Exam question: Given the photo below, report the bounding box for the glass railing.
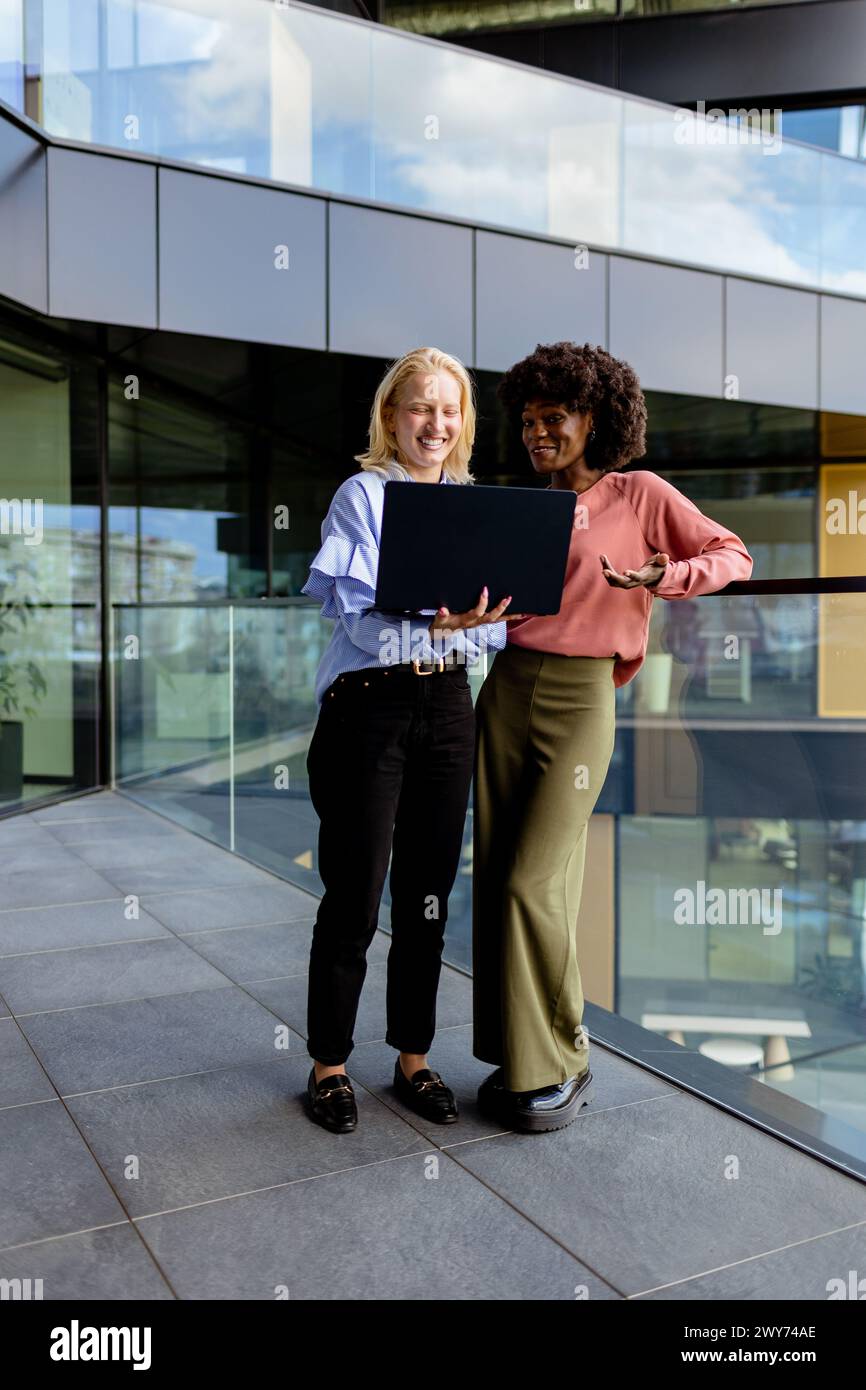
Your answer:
[611,581,866,1154]
[0,600,101,814]
[113,582,866,1170]
[1,0,865,294]
[112,596,490,914]
[112,600,330,895]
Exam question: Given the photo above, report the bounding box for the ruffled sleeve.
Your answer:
[301,533,380,618]
[300,477,446,662]
[301,474,507,668]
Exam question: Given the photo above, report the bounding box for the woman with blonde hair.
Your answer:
[300,346,518,1133]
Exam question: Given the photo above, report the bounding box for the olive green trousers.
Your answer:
[472,645,617,1092]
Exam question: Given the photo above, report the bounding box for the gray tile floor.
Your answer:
[2,790,866,1300]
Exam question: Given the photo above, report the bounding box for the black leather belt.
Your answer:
[388,655,463,675]
[331,659,464,693]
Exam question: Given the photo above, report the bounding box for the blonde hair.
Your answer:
[355,346,476,484]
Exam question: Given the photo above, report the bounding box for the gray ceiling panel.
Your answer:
[329,202,473,363]
[0,119,47,313]
[819,295,866,416]
[46,147,157,328]
[725,278,818,410]
[475,230,606,372]
[158,169,326,348]
[609,257,724,398]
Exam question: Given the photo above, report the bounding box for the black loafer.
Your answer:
[511,1069,594,1133]
[393,1060,458,1124]
[306,1068,357,1133]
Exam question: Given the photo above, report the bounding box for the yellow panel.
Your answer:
[818,464,866,717]
[820,413,866,460]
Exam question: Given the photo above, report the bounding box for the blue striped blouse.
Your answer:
[301,467,507,704]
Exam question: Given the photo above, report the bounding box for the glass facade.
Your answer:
[113,599,329,891]
[0,299,397,811]
[615,586,866,1139]
[0,318,102,809]
[2,0,865,293]
[3,268,866,1163]
[781,104,866,163]
[111,582,866,1144]
[112,581,866,1143]
[2,0,866,1177]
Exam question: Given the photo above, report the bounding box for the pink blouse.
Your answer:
[506,469,753,686]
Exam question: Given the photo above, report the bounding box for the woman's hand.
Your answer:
[600,552,669,589]
[428,586,528,635]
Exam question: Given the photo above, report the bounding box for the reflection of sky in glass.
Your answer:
[43,503,99,529]
[783,107,842,155]
[0,0,22,108]
[110,504,234,580]
[622,106,823,286]
[13,0,866,294]
[42,0,99,75]
[782,105,866,162]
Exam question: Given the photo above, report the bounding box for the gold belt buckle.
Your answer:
[411,655,445,676]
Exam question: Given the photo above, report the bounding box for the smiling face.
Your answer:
[522,398,595,478]
[385,369,463,481]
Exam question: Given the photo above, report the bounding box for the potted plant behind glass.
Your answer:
[634,596,674,715]
[0,581,48,802]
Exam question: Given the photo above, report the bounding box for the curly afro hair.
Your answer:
[497,342,647,473]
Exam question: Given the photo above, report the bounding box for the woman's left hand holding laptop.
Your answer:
[427,585,529,636]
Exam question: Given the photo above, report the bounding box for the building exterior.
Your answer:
[1,0,865,1170]
[383,0,866,164]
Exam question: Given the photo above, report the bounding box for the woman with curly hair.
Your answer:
[473,341,753,1133]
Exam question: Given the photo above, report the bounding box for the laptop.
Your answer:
[374,481,576,617]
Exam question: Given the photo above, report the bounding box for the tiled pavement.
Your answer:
[1,791,866,1300]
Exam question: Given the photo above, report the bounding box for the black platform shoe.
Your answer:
[393,1059,458,1124]
[306,1068,357,1133]
[511,1070,594,1133]
[477,1067,594,1132]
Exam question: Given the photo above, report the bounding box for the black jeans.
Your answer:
[305,663,476,1065]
